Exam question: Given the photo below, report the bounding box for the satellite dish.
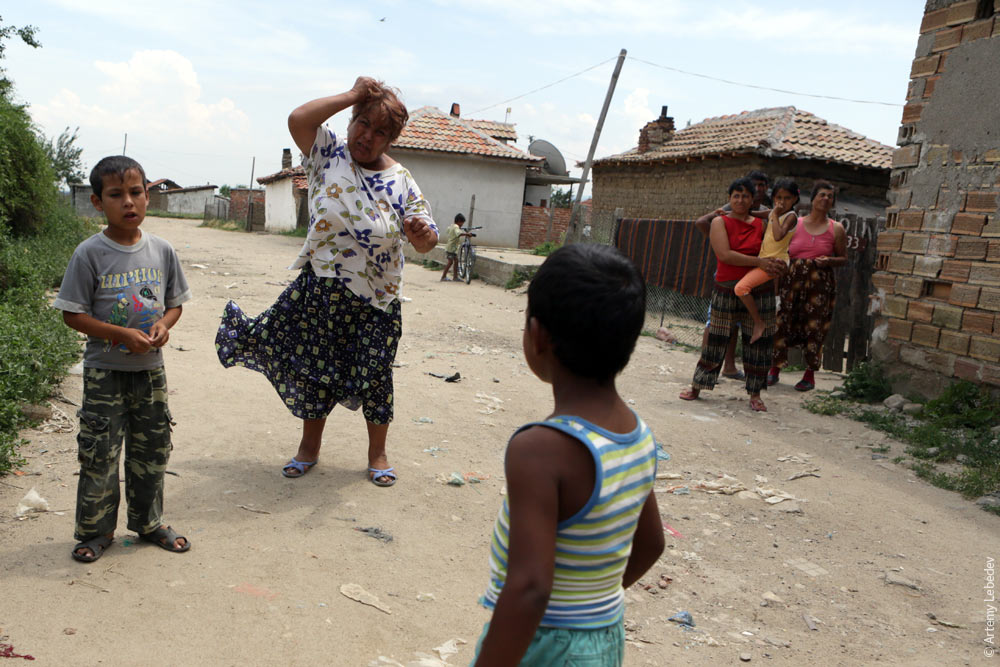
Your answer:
[527,139,568,176]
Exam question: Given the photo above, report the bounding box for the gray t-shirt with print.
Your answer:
[53,231,192,371]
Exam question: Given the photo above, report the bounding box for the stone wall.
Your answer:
[517,206,570,249]
[871,0,1000,395]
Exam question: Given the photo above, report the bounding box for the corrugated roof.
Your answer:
[468,119,517,141]
[596,107,892,170]
[392,107,541,163]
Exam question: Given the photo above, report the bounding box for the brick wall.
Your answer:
[518,205,571,249]
[871,0,1000,392]
[592,156,889,221]
[230,188,265,221]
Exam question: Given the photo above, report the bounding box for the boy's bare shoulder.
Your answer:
[506,423,591,476]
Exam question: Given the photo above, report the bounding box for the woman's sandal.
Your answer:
[139,525,191,553]
[678,388,700,401]
[367,466,397,487]
[282,457,318,478]
[71,535,113,563]
[749,397,767,412]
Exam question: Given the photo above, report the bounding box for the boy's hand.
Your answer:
[148,321,170,348]
[120,328,153,355]
[404,216,438,253]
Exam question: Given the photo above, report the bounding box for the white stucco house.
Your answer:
[257,158,307,233]
[390,106,542,248]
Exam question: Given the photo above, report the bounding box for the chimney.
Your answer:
[637,105,675,154]
[281,148,292,170]
[450,102,461,118]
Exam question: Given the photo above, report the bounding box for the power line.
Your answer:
[628,56,903,108]
[468,56,619,115]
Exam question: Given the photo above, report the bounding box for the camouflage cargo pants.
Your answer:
[75,367,173,541]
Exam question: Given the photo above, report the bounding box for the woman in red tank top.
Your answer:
[680,178,786,412]
[769,181,848,391]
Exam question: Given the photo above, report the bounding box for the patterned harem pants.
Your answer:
[692,285,776,395]
[772,260,836,372]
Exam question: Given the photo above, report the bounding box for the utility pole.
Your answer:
[122,133,127,154]
[246,157,255,232]
[468,193,476,227]
[568,48,626,242]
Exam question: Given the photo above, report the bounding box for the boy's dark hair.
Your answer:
[454,213,466,223]
[746,170,769,184]
[810,179,836,199]
[89,156,148,198]
[527,244,645,383]
[771,178,800,206]
[728,177,755,196]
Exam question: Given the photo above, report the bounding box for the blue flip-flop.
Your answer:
[367,466,397,487]
[282,457,317,478]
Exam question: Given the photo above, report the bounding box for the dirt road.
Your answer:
[2,216,997,666]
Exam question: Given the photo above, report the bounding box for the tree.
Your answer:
[219,184,231,197]
[0,17,40,99]
[550,187,573,208]
[43,126,84,189]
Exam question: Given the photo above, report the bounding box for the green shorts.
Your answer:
[471,621,624,666]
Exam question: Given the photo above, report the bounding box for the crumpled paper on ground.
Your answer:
[691,474,747,495]
[754,486,806,504]
[15,488,49,517]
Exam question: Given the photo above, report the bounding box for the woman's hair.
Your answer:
[771,178,800,206]
[527,244,646,384]
[810,179,836,200]
[89,156,147,198]
[728,177,755,196]
[351,81,409,143]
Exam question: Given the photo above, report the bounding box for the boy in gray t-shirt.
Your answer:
[53,155,192,562]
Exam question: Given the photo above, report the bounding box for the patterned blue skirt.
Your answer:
[215,266,401,423]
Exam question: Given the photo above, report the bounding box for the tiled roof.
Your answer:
[596,107,892,170]
[257,167,308,190]
[468,119,517,142]
[392,107,541,163]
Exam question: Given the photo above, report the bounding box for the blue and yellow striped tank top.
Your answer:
[481,413,658,629]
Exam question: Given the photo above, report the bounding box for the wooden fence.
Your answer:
[612,213,883,373]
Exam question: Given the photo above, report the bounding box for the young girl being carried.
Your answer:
[734,179,800,343]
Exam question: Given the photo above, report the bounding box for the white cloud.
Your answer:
[37,50,249,141]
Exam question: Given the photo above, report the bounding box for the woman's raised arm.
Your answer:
[287,77,379,155]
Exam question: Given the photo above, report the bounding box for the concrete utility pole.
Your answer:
[246,157,255,232]
[568,48,627,242]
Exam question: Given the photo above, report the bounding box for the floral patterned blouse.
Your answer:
[289,125,436,311]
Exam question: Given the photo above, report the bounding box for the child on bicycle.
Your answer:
[441,212,468,281]
[473,244,664,665]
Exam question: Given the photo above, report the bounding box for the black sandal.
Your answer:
[72,535,113,563]
[139,525,191,553]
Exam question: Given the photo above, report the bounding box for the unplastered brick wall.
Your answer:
[872,0,1000,391]
[518,205,571,249]
[592,156,889,221]
[230,188,265,221]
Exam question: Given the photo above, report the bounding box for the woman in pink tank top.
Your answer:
[769,181,847,391]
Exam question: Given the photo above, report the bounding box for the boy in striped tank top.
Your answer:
[473,244,664,666]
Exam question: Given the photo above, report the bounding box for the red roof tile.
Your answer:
[257,167,307,190]
[392,107,541,163]
[596,107,892,170]
[468,119,517,142]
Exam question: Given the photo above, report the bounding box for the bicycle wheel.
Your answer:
[464,247,475,284]
[457,244,470,282]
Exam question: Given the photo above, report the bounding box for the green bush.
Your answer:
[921,380,1000,431]
[0,95,58,236]
[531,241,561,256]
[0,198,93,474]
[840,361,892,403]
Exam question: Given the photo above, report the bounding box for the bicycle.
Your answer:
[457,225,482,284]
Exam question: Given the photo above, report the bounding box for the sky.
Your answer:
[5,1,922,196]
